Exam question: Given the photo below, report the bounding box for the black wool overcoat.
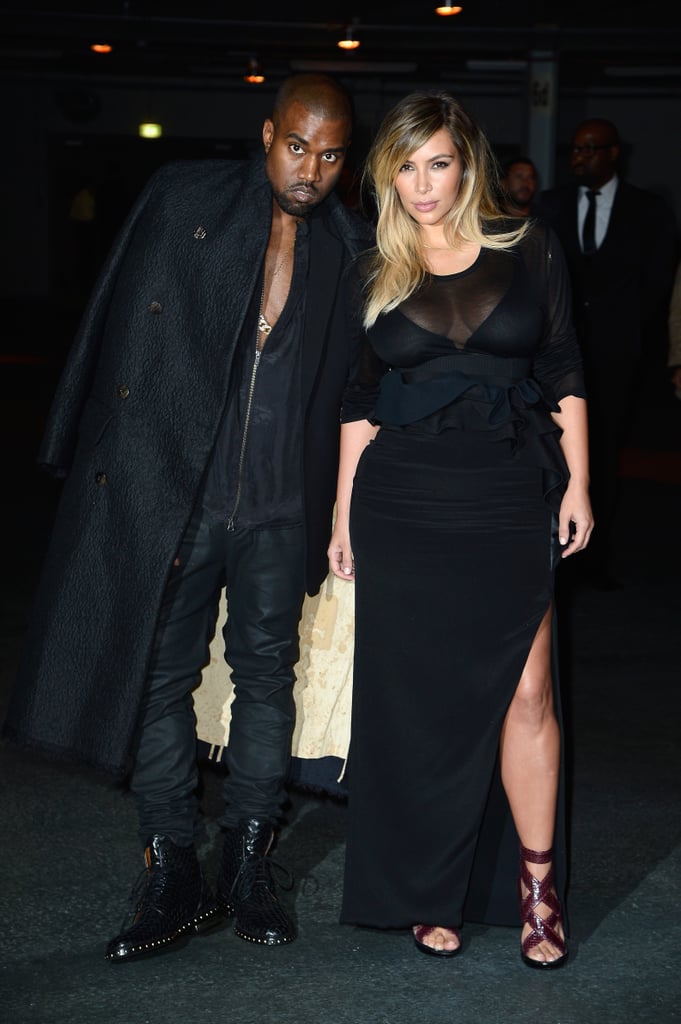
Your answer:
[3,155,374,776]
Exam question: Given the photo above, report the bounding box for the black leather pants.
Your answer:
[129,506,306,845]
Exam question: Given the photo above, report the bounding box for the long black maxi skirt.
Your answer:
[340,425,569,931]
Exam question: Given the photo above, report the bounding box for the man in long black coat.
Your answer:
[534,118,678,587]
[2,73,374,960]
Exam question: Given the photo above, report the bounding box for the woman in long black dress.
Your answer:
[328,92,593,968]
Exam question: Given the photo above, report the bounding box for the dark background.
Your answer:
[1,8,680,1022]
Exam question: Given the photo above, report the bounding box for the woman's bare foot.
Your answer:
[412,925,461,957]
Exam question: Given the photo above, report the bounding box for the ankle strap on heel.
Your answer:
[519,845,553,864]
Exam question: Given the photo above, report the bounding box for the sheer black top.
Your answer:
[342,219,584,422]
[341,219,586,508]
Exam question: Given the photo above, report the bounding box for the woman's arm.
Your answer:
[327,419,380,580]
[551,394,594,557]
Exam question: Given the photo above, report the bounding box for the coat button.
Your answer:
[117,384,130,399]
[148,300,162,314]
[95,472,107,485]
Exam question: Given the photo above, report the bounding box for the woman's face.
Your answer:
[393,127,462,227]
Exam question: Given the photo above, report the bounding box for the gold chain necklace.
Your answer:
[258,290,272,336]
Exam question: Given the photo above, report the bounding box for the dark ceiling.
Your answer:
[2,2,680,92]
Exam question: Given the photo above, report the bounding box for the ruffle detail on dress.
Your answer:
[373,365,569,513]
[373,364,559,428]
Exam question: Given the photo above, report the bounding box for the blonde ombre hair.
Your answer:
[361,91,530,327]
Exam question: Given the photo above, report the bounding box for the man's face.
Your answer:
[503,162,537,210]
[263,100,351,218]
[569,127,618,189]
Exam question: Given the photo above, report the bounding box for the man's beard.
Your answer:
[273,186,322,218]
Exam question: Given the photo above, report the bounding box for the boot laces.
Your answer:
[229,852,293,902]
[117,862,173,930]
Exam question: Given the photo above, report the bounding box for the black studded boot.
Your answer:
[216,818,296,945]
[106,834,221,962]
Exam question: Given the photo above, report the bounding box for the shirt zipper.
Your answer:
[226,346,262,531]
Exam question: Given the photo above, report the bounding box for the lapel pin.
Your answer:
[193,226,207,239]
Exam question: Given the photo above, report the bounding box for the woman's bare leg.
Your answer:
[499,605,566,964]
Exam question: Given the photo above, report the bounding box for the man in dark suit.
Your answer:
[2,74,373,959]
[534,118,678,587]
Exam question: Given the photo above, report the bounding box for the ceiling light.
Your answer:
[338,25,360,51]
[435,5,463,14]
[138,122,162,139]
[243,58,265,83]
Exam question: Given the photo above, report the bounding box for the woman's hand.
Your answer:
[328,525,355,581]
[558,482,594,557]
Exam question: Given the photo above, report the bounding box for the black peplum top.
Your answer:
[341,219,586,512]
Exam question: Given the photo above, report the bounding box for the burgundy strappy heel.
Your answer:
[519,845,568,970]
[412,925,462,958]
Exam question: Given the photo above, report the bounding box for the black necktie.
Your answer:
[582,189,600,254]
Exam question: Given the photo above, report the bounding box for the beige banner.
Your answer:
[194,574,355,776]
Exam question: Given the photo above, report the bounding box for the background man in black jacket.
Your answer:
[2,73,374,959]
[534,118,678,587]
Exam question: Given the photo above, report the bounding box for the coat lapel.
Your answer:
[190,159,272,374]
[301,212,344,404]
